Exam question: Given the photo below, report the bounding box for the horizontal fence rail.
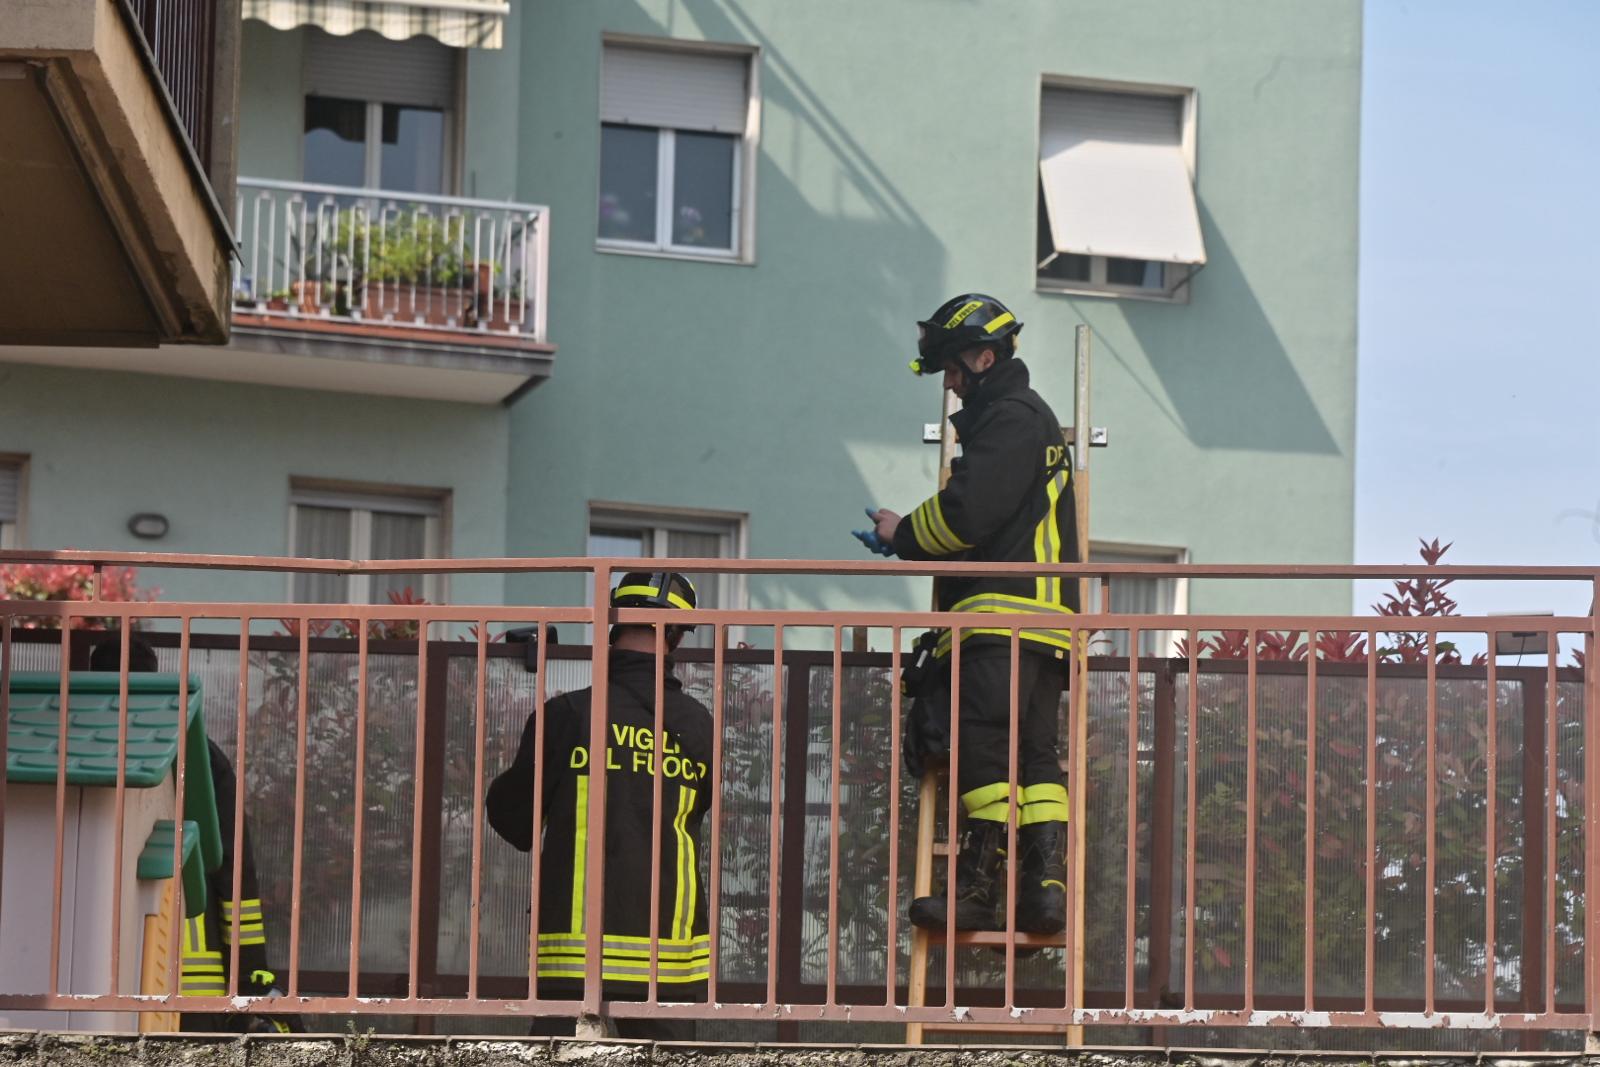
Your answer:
[0,550,1596,1045]
[233,179,551,344]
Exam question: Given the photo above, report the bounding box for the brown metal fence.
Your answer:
[0,551,1596,1041]
[120,0,216,168]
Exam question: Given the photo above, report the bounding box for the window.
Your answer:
[303,29,457,193]
[1088,543,1188,657]
[1036,80,1205,299]
[587,504,747,647]
[0,456,25,549]
[597,40,756,260]
[288,482,449,605]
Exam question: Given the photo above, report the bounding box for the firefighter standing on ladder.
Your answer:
[867,293,1079,934]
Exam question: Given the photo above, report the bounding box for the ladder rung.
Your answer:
[919,929,1067,948]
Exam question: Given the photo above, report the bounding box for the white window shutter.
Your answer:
[1039,87,1206,266]
[306,27,457,110]
[0,464,18,524]
[602,44,749,134]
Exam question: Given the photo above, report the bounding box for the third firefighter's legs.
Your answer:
[909,646,1069,934]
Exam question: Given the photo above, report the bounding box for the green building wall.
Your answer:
[504,0,1361,614]
[4,0,1360,621]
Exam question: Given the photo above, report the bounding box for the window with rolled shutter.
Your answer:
[0,459,23,549]
[597,41,755,258]
[1036,80,1203,299]
[302,28,458,193]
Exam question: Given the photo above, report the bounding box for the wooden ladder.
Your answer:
[903,762,1076,1045]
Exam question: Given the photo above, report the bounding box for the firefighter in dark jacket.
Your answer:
[486,573,714,1040]
[89,638,300,1033]
[869,293,1079,935]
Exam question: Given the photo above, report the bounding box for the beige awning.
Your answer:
[243,0,508,50]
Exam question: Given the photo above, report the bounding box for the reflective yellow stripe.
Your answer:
[925,497,971,551]
[969,799,1012,822]
[982,311,1015,334]
[614,584,694,611]
[936,626,1073,658]
[1021,783,1068,804]
[1018,801,1070,825]
[670,786,689,941]
[950,593,1073,613]
[909,506,945,556]
[960,782,1012,814]
[1033,470,1068,604]
[572,775,588,933]
[537,932,710,954]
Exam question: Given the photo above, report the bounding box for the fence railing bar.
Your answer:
[764,625,784,1009]
[1124,628,1139,1011]
[826,625,843,1007]
[1244,629,1258,1014]
[109,625,132,997]
[1304,628,1318,1011]
[348,624,371,999]
[1364,628,1377,1016]
[287,619,309,998]
[1425,630,1438,1016]
[227,618,251,999]
[1484,628,1498,1016]
[466,621,489,1000]
[1183,629,1198,1014]
[707,623,726,1007]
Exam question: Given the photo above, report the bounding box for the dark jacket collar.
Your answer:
[610,646,683,689]
[954,357,1030,425]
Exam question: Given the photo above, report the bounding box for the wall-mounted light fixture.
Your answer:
[127,513,169,540]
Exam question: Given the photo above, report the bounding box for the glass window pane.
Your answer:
[1106,257,1164,289]
[598,124,660,243]
[369,511,429,605]
[672,131,735,250]
[293,505,352,603]
[379,105,445,195]
[304,96,369,188]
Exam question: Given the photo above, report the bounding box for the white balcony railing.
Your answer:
[232,178,550,345]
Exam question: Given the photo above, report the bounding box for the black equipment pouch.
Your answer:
[900,630,951,779]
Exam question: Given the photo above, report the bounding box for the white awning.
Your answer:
[243,0,508,50]
[1038,87,1206,266]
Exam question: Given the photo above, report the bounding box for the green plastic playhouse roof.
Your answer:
[138,818,208,917]
[5,671,222,873]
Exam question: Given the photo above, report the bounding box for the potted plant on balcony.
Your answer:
[361,214,470,328]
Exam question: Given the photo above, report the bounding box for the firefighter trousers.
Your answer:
[952,645,1069,825]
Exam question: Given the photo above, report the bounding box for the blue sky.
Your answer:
[1354,0,1600,621]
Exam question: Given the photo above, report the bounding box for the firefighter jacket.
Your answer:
[891,357,1080,660]
[486,649,715,997]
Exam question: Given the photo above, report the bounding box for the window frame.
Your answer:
[1088,540,1190,657]
[1034,74,1199,304]
[0,453,28,549]
[303,97,458,195]
[587,501,749,643]
[287,479,452,605]
[594,34,760,266]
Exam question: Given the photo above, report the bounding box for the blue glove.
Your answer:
[852,507,896,557]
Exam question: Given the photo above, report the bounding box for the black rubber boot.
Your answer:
[909,820,1006,931]
[1015,821,1068,935]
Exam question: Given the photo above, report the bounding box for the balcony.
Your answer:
[0,0,235,347]
[223,179,555,404]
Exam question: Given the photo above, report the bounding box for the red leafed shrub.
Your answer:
[1183,538,1488,665]
[0,562,157,629]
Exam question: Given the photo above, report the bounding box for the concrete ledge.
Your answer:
[1,1032,1596,1067]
